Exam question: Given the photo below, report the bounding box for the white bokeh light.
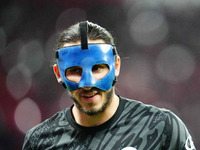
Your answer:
[14,98,41,134]
[59,92,73,110]
[156,45,195,83]
[130,10,168,46]
[6,63,32,100]
[123,0,200,11]
[18,40,45,74]
[45,32,60,64]
[56,8,86,32]
[118,54,154,99]
[1,40,23,73]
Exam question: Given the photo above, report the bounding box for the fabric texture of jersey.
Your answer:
[22,96,196,150]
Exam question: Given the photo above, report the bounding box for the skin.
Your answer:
[53,39,121,127]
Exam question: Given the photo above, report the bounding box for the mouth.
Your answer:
[80,88,100,99]
[83,93,97,98]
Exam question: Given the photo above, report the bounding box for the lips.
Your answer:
[83,93,97,98]
[81,91,98,98]
[80,88,99,99]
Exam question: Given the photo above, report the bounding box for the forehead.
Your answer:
[63,39,105,47]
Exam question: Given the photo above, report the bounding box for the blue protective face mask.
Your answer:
[56,43,117,91]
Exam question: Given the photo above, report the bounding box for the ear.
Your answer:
[53,64,62,83]
[115,56,121,77]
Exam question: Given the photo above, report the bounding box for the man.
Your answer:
[23,21,196,150]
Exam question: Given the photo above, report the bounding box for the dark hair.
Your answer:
[56,21,115,50]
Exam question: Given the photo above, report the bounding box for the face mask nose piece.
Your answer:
[78,68,96,89]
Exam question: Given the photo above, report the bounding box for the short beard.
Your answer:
[70,87,113,116]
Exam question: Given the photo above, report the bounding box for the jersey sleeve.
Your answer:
[164,110,196,150]
[22,129,37,150]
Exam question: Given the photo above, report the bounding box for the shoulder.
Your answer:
[120,96,170,116]
[120,96,196,149]
[119,96,171,132]
[120,96,188,130]
[31,108,68,133]
[121,96,180,117]
[22,108,69,150]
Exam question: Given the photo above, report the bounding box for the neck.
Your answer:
[72,93,119,127]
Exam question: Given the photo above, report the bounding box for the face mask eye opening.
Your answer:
[92,64,109,80]
[65,66,83,83]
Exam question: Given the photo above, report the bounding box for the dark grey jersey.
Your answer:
[22,96,196,150]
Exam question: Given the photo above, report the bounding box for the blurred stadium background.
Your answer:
[0,0,200,149]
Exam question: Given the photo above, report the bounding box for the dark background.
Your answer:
[0,0,199,149]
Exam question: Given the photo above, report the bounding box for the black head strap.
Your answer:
[79,21,88,49]
[55,51,59,58]
[112,77,117,86]
[62,82,67,89]
[113,46,117,56]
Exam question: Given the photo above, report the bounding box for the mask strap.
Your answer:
[79,21,88,49]
[112,77,117,86]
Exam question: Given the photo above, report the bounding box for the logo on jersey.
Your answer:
[185,136,195,150]
[122,147,137,150]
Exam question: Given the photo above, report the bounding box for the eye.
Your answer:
[65,66,82,83]
[70,68,82,74]
[92,64,107,72]
[92,65,101,72]
[92,64,109,80]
